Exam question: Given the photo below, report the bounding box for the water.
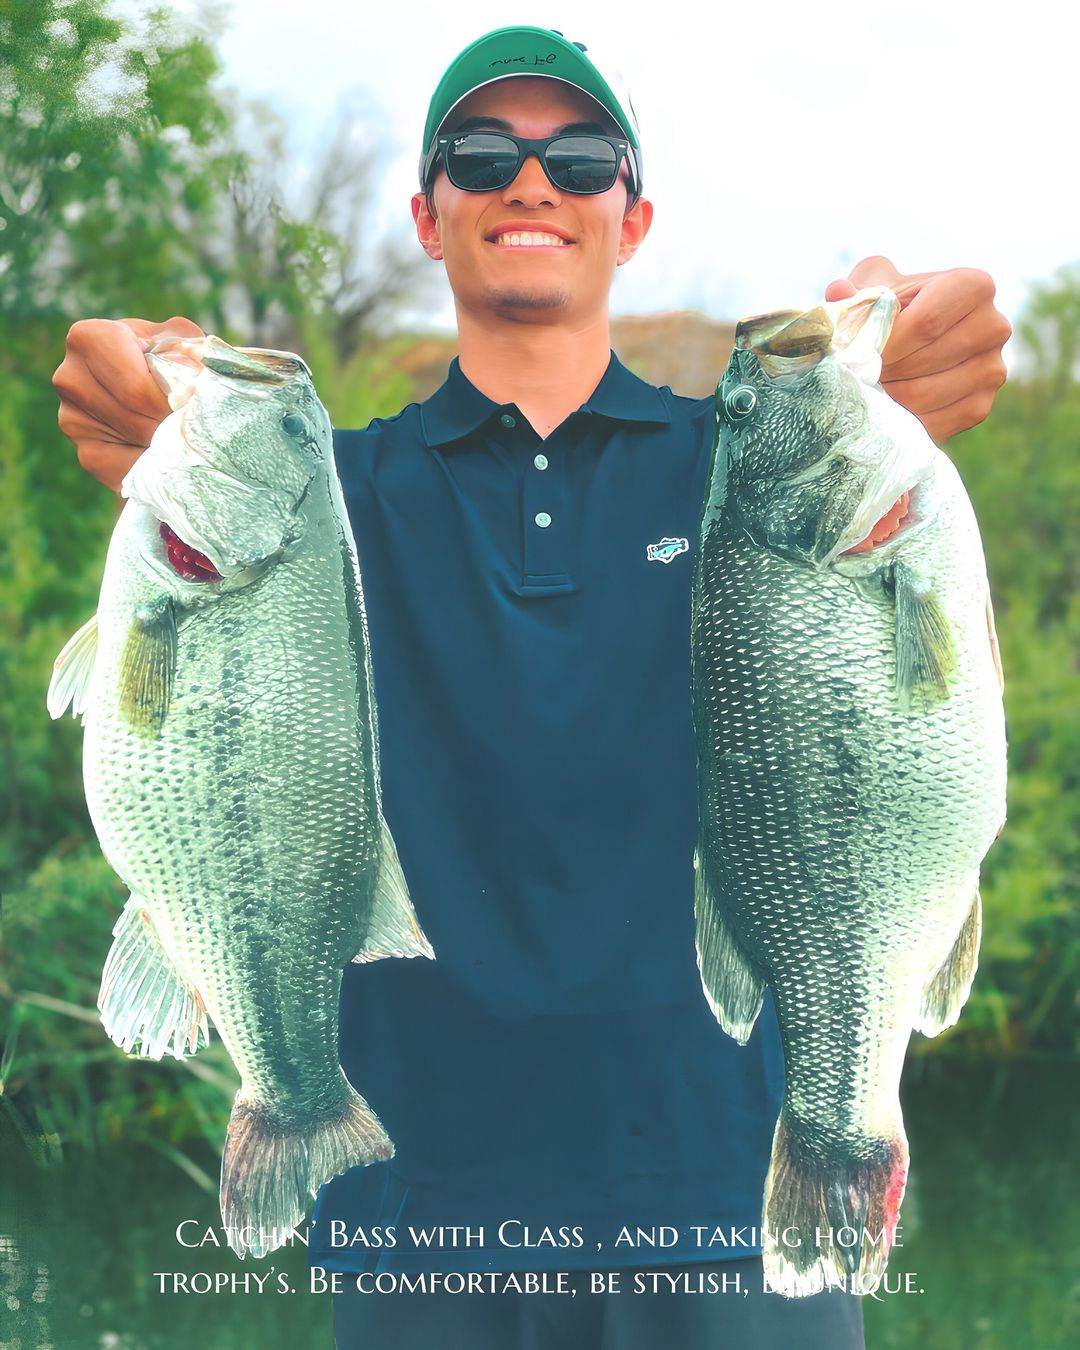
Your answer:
[1,1060,1076,1348]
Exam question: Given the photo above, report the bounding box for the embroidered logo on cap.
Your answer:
[646,537,689,564]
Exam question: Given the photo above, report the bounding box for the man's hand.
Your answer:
[53,316,206,492]
[824,257,1011,443]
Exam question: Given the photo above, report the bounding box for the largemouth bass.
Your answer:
[691,287,1006,1296]
[48,336,433,1259]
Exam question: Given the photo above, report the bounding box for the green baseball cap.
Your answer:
[419,26,642,196]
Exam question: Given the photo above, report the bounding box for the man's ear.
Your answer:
[617,196,653,267]
[412,192,443,261]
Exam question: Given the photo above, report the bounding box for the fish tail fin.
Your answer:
[693,847,764,1043]
[352,818,434,962]
[220,1081,393,1260]
[916,887,981,1036]
[762,1107,908,1297]
[98,895,210,1059]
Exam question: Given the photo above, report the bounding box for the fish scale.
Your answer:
[49,337,434,1258]
[691,288,1006,1296]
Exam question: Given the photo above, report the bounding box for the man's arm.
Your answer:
[825,256,1012,442]
[53,316,206,491]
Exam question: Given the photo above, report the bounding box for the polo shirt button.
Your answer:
[533,453,549,470]
[534,512,552,528]
[500,413,516,428]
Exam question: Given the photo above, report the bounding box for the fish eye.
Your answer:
[281,412,306,437]
[725,386,757,418]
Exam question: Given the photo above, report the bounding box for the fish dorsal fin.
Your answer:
[47,613,99,721]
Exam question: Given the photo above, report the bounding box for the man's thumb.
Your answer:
[846,255,901,289]
[824,279,857,302]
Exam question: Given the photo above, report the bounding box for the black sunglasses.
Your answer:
[422,131,640,199]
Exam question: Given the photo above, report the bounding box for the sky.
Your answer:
[128,0,1076,358]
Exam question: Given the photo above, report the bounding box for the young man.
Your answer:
[54,26,1010,1350]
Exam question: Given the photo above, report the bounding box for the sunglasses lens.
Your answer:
[445,133,520,191]
[546,137,619,192]
[439,134,623,195]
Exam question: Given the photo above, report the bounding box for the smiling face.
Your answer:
[412,77,653,326]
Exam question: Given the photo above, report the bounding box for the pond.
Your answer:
[1,1058,1076,1348]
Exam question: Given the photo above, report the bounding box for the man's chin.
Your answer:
[483,286,571,317]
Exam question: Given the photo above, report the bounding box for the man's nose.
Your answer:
[501,152,560,208]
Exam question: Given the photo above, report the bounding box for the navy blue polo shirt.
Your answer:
[308,352,784,1274]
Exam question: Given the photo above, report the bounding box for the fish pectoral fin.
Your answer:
[693,847,765,1044]
[892,560,956,710]
[98,894,210,1059]
[915,887,982,1037]
[351,818,435,963]
[119,595,177,736]
[985,590,1005,694]
[47,613,99,720]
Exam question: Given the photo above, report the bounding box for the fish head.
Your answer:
[124,336,331,581]
[712,287,939,567]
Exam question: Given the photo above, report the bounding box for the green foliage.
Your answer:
[923,358,1080,1056]
[1016,262,1080,397]
[1,845,238,1166]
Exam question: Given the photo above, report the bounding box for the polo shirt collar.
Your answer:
[420,351,672,448]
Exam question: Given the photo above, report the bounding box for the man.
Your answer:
[54,25,1010,1350]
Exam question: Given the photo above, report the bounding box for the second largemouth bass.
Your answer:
[691,288,1006,1296]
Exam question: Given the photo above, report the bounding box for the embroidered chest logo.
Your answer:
[646,536,689,564]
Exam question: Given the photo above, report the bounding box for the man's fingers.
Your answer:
[882,306,1013,381]
[884,348,1007,418]
[72,436,144,493]
[119,316,205,340]
[918,388,999,444]
[882,269,996,367]
[54,320,172,444]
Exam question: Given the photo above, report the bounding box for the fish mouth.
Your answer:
[158,521,222,583]
[737,287,899,375]
[145,335,309,411]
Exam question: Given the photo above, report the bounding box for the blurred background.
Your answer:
[1,2,1077,1347]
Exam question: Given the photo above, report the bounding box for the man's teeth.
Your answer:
[492,232,570,247]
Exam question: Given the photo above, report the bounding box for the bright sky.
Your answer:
[142,0,1074,359]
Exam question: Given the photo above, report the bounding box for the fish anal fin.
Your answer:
[98,895,210,1059]
[47,614,99,720]
[119,595,177,736]
[352,818,434,963]
[893,560,956,711]
[693,848,765,1044]
[916,888,982,1037]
